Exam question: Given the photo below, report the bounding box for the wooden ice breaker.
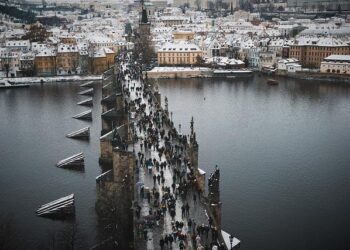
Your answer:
[36,194,75,219]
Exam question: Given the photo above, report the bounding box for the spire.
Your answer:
[141,9,148,24]
[141,0,148,24]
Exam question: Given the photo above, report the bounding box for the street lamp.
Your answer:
[229,234,233,249]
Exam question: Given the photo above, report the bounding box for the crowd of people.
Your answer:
[114,51,225,250]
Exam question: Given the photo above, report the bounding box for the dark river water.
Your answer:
[157,75,350,250]
[1,75,350,249]
[0,82,102,249]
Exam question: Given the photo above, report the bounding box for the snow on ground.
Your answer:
[148,67,211,72]
[1,75,102,84]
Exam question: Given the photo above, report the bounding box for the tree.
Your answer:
[38,222,84,250]
[95,186,133,250]
[244,57,249,67]
[196,55,205,66]
[4,62,10,78]
[21,25,49,42]
[0,214,20,250]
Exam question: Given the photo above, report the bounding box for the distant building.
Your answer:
[289,37,350,68]
[56,44,79,75]
[320,55,350,74]
[157,41,203,66]
[277,58,302,73]
[286,0,350,11]
[89,48,115,75]
[59,35,77,45]
[157,16,187,27]
[34,48,57,76]
[19,53,35,76]
[173,30,195,41]
[5,40,30,52]
[173,0,237,9]
[0,49,21,77]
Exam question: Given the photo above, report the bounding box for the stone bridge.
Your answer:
[94,51,240,250]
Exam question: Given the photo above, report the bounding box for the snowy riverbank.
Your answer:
[1,75,102,84]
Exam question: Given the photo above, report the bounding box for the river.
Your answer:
[157,74,350,250]
[0,82,101,249]
[1,75,350,249]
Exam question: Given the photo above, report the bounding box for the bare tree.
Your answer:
[95,185,133,250]
[0,214,19,250]
[58,223,78,250]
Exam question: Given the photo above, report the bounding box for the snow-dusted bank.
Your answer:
[1,75,102,84]
[146,67,212,79]
[146,67,253,79]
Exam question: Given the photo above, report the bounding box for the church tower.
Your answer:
[139,0,151,37]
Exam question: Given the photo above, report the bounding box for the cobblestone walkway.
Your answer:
[119,62,212,250]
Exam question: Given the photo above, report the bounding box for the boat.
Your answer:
[267,79,279,85]
[73,110,92,120]
[66,127,90,140]
[56,152,84,169]
[36,194,75,219]
[0,79,29,89]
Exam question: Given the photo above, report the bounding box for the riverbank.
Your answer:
[146,67,252,79]
[276,71,350,83]
[0,75,102,84]
[146,67,212,79]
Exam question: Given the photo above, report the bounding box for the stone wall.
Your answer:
[146,69,212,79]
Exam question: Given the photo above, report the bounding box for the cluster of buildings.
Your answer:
[147,7,350,75]
[0,2,136,77]
[0,29,134,77]
[1,0,350,77]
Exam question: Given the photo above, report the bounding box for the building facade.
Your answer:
[320,55,350,74]
[34,49,57,76]
[157,42,203,66]
[287,0,350,11]
[56,44,79,75]
[289,37,350,68]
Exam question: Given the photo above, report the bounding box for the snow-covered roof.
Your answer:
[295,37,349,47]
[159,41,201,52]
[104,48,115,54]
[205,57,244,65]
[278,58,299,64]
[6,40,30,47]
[36,48,56,57]
[57,44,78,53]
[324,55,350,61]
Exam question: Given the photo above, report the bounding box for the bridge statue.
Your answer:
[208,165,222,230]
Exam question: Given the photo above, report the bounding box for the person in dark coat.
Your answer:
[168,234,174,248]
[159,237,165,250]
